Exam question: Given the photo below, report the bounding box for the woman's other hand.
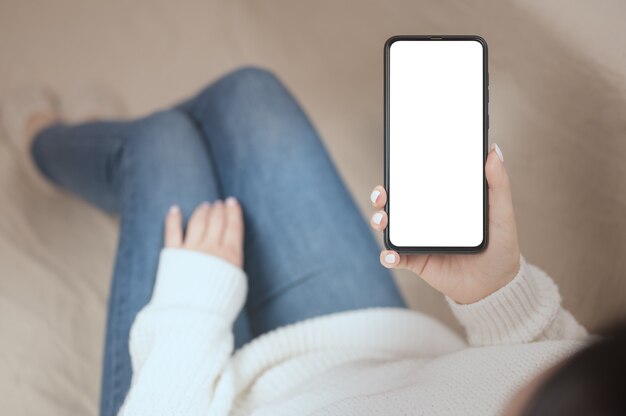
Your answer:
[164,197,244,269]
[369,143,520,304]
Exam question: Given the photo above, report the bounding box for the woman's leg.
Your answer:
[32,110,253,416]
[178,67,406,336]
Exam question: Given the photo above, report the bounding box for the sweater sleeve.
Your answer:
[118,248,247,416]
[446,256,588,347]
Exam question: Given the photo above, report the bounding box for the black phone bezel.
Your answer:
[383,35,489,254]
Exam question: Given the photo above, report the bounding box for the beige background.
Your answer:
[1,0,625,414]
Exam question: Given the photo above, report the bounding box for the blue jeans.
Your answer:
[33,67,406,416]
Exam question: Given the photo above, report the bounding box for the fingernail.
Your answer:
[372,212,384,225]
[384,253,396,264]
[491,143,504,163]
[168,205,180,214]
[370,189,380,204]
[226,196,238,206]
[201,201,211,208]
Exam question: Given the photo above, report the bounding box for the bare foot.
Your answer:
[24,111,59,146]
[0,87,60,194]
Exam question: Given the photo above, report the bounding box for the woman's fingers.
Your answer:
[485,143,516,224]
[380,250,415,270]
[380,250,399,268]
[164,205,183,248]
[222,197,244,249]
[370,185,387,209]
[204,200,226,246]
[379,249,430,277]
[164,199,245,268]
[370,210,388,231]
[185,202,210,247]
[370,187,388,231]
[380,250,415,269]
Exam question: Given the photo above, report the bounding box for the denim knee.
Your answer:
[121,110,207,169]
[176,66,321,170]
[114,110,211,192]
[222,66,280,88]
[199,66,288,111]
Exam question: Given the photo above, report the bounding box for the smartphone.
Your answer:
[384,35,488,253]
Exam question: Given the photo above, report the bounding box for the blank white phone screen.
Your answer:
[389,40,484,248]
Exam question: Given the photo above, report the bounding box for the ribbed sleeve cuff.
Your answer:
[446,256,562,346]
[150,248,247,324]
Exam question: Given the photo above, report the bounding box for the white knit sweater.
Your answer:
[119,249,588,416]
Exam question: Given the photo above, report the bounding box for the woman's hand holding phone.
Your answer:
[163,197,244,269]
[370,144,521,304]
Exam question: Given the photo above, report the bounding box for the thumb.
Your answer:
[164,205,183,248]
[485,143,515,224]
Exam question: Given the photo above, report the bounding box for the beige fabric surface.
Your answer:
[1,0,625,414]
